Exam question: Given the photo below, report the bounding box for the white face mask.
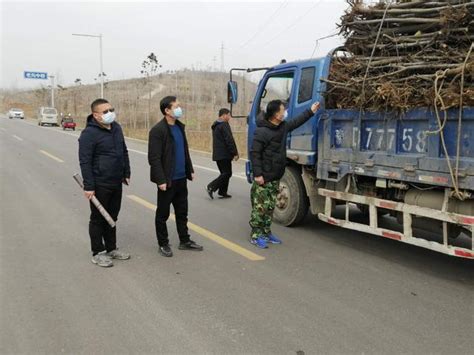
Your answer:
[102,111,116,124]
[172,107,183,119]
[282,110,288,120]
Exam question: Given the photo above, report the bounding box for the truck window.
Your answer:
[258,72,294,115]
[44,108,57,115]
[298,67,315,103]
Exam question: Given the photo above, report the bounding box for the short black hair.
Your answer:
[91,98,109,112]
[265,99,284,120]
[160,96,177,115]
[218,108,230,117]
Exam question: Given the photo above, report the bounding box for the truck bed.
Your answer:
[317,107,474,191]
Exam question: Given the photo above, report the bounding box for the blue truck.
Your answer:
[228,48,474,259]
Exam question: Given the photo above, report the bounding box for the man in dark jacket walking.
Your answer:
[148,96,203,257]
[78,98,131,267]
[249,100,320,249]
[206,108,239,199]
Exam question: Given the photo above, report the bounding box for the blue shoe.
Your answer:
[249,236,268,249]
[265,233,282,244]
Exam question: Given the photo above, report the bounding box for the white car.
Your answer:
[37,107,58,126]
[8,108,24,119]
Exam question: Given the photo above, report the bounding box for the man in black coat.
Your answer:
[249,99,320,249]
[206,108,239,199]
[78,98,131,267]
[148,96,203,257]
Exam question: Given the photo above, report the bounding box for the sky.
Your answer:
[1,0,348,90]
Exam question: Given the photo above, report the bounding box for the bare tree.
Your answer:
[140,52,162,130]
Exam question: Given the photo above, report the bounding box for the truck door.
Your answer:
[289,66,318,153]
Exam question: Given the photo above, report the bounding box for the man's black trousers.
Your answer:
[208,159,232,196]
[155,178,190,247]
[89,185,122,255]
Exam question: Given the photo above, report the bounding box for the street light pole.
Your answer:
[50,75,55,107]
[72,33,104,98]
[99,34,104,98]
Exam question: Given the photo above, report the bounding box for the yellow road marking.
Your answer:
[127,194,265,261]
[39,150,64,163]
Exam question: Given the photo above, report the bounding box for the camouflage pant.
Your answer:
[249,180,279,238]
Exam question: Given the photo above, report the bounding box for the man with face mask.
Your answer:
[78,98,131,267]
[148,96,203,257]
[249,99,320,249]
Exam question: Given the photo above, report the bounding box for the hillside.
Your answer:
[1,70,258,155]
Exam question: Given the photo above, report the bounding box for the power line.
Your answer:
[259,0,322,50]
[239,0,289,49]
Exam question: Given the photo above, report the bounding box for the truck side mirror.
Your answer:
[227,81,238,104]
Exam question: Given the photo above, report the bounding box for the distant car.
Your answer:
[8,108,24,119]
[37,107,58,126]
[61,115,76,131]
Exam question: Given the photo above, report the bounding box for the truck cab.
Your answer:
[246,59,326,168]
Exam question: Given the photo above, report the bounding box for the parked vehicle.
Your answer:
[37,107,58,126]
[8,108,24,119]
[61,114,76,131]
[228,48,474,259]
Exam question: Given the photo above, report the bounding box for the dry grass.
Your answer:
[1,70,255,155]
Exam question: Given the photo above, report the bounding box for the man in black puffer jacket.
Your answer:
[78,98,131,267]
[249,99,320,249]
[206,108,239,199]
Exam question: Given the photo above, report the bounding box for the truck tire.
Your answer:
[273,166,309,227]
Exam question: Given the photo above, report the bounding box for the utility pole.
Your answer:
[50,75,55,107]
[220,42,225,72]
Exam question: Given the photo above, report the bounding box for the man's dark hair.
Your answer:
[218,108,230,117]
[91,98,109,112]
[160,96,177,115]
[265,100,284,120]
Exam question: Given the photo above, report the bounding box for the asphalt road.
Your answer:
[0,116,472,354]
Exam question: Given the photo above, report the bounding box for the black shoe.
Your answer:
[218,194,232,199]
[178,240,204,251]
[206,186,214,200]
[159,245,173,257]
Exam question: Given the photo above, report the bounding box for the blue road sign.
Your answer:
[24,71,48,80]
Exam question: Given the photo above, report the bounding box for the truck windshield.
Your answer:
[258,72,294,115]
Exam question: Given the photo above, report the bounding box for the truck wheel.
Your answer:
[273,166,309,226]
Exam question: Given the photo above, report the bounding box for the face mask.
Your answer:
[102,111,116,124]
[282,110,288,120]
[172,107,183,119]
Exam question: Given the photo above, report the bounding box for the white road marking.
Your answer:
[127,148,247,180]
[12,135,23,141]
[39,150,64,163]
